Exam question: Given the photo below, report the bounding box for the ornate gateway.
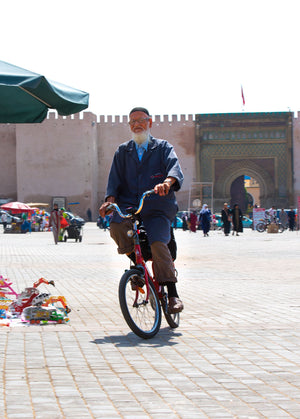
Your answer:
[195,112,293,212]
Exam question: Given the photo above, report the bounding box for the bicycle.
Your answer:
[256,217,284,233]
[106,189,180,339]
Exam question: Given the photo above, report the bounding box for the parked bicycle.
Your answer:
[256,217,285,233]
[106,189,180,339]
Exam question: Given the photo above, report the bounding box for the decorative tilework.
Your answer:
[196,112,293,207]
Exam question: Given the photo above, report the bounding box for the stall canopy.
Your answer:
[1,202,35,214]
[0,60,89,123]
[26,203,49,207]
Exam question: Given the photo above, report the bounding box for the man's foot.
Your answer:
[168,297,184,314]
[130,275,144,291]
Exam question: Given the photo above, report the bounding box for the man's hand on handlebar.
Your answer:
[154,177,176,196]
[154,182,171,196]
[99,196,115,218]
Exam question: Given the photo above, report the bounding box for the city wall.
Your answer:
[0,113,195,220]
[0,125,17,201]
[292,112,300,203]
[1,111,299,220]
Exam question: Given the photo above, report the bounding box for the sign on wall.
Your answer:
[52,197,66,210]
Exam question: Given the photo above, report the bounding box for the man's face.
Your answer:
[129,111,152,134]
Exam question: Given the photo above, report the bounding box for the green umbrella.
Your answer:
[0,60,89,123]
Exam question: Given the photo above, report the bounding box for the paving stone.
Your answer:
[1,226,300,418]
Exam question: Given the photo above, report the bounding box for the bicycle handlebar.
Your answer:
[106,189,155,219]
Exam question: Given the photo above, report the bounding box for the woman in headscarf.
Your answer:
[199,204,211,237]
[231,204,243,236]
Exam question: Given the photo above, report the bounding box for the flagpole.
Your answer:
[241,85,245,112]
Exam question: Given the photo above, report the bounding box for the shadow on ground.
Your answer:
[91,327,182,347]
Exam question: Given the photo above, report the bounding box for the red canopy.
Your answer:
[1,202,35,214]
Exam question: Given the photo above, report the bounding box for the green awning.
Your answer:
[0,60,89,123]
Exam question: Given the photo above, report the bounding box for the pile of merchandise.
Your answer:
[0,276,71,327]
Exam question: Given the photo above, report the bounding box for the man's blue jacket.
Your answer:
[106,136,184,243]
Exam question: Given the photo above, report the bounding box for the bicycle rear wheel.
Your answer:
[161,293,180,328]
[119,268,161,339]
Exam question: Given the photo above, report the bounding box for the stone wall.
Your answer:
[293,112,300,204]
[0,124,17,201]
[15,112,98,218]
[0,112,195,220]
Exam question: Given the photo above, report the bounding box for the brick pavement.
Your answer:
[0,225,300,418]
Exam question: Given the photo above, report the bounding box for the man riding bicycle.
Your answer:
[99,107,184,314]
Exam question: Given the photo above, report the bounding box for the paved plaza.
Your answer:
[0,224,300,418]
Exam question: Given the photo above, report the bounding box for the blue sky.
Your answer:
[2,0,300,116]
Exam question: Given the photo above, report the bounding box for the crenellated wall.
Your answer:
[1,110,299,220]
[0,112,195,219]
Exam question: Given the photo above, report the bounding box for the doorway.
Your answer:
[230,175,260,214]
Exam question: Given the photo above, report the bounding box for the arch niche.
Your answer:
[216,160,275,209]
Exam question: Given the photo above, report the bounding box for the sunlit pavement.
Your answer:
[0,224,300,418]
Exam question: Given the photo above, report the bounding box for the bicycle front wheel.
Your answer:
[119,269,162,339]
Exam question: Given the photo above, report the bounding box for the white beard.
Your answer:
[132,129,149,145]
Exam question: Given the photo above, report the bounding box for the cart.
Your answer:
[63,221,83,242]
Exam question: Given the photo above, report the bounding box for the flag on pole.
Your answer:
[241,85,245,106]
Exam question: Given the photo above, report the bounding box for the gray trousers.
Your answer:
[110,220,177,284]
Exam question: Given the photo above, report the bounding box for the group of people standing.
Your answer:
[221,203,243,236]
[181,204,212,236]
[276,207,296,231]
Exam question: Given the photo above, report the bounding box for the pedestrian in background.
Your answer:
[231,204,243,236]
[288,207,296,231]
[189,211,198,233]
[267,205,277,223]
[221,202,231,236]
[182,212,188,231]
[49,204,61,244]
[199,204,211,237]
[1,212,8,232]
[87,208,92,222]
[279,208,288,229]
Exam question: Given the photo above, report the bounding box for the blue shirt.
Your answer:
[134,138,148,161]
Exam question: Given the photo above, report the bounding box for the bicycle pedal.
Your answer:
[130,275,144,291]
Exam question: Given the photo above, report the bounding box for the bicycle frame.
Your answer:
[107,189,164,304]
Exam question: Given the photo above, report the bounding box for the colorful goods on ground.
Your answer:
[0,276,70,326]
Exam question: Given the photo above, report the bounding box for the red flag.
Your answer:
[241,86,245,106]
